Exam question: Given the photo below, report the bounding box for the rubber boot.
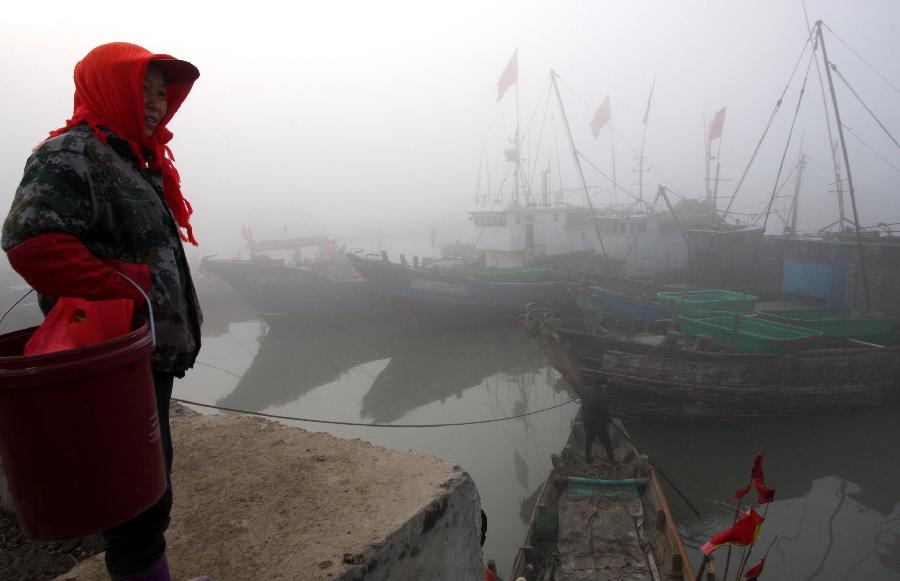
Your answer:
[110,554,171,581]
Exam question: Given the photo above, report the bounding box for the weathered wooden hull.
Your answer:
[537,321,900,421]
[509,416,693,581]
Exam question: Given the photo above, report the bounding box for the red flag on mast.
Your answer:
[700,508,764,555]
[496,49,518,103]
[745,557,767,579]
[591,95,611,138]
[708,106,727,141]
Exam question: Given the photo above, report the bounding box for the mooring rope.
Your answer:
[172,396,578,428]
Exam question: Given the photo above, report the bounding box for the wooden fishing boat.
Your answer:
[200,240,380,319]
[346,252,573,319]
[526,312,900,421]
[509,414,693,580]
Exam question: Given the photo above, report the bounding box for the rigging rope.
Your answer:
[172,396,578,428]
[843,123,900,176]
[555,73,685,202]
[823,22,900,98]
[520,78,554,193]
[723,28,817,217]
[528,79,556,189]
[830,64,900,153]
[577,152,641,203]
[744,45,817,286]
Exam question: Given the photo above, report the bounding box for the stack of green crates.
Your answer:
[678,313,823,353]
[657,289,758,313]
[756,308,896,338]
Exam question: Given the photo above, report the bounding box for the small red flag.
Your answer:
[754,479,776,504]
[591,95,611,138]
[700,508,764,555]
[751,452,765,483]
[496,49,518,103]
[708,106,727,142]
[730,483,753,504]
[745,557,767,579]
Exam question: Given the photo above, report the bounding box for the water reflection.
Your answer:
[360,324,542,423]
[219,318,401,411]
[0,269,42,330]
[179,280,900,579]
[626,409,900,580]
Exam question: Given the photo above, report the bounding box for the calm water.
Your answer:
[3,268,899,579]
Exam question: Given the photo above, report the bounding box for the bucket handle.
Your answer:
[0,271,156,348]
[116,271,156,348]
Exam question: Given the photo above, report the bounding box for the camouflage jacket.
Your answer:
[2,124,202,374]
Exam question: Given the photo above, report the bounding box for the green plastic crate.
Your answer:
[657,289,758,313]
[678,314,823,353]
[756,308,896,338]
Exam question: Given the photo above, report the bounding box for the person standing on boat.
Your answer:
[582,380,616,464]
[2,42,204,581]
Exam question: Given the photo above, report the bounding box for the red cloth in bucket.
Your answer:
[24,298,134,355]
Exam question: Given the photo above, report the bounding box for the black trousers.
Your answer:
[584,421,615,463]
[102,371,174,576]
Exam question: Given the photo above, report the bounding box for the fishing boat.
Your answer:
[200,237,380,319]
[346,252,573,319]
[525,307,900,421]
[509,413,694,580]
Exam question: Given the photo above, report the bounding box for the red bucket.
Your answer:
[0,320,165,539]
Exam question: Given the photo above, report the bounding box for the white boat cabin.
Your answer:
[469,202,687,278]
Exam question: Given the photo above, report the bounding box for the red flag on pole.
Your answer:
[754,480,776,504]
[745,557,767,579]
[496,49,518,103]
[700,508,764,555]
[591,95,611,138]
[708,106,727,141]
[751,452,765,483]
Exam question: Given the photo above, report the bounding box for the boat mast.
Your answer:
[637,78,655,205]
[816,20,870,308]
[789,149,808,235]
[610,116,618,207]
[703,116,710,200]
[803,2,848,231]
[515,67,520,204]
[711,136,723,219]
[550,70,608,258]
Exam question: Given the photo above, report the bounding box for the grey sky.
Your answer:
[1,0,899,257]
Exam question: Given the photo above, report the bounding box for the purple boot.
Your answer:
[110,554,171,581]
[109,554,210,581]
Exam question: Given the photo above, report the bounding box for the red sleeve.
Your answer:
[5,232,151,303]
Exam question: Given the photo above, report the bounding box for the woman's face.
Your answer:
[143,66,168,137]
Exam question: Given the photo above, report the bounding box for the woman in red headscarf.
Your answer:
[2,43,204,580]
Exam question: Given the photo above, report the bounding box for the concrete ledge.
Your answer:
[56,405,483,580]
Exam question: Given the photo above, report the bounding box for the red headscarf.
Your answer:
[48,42,200,245]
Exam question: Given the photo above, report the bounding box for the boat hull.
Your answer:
[347,254,571,319]
[201,258,378,319]
[536,321,900,421]
[509,416,693,580]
